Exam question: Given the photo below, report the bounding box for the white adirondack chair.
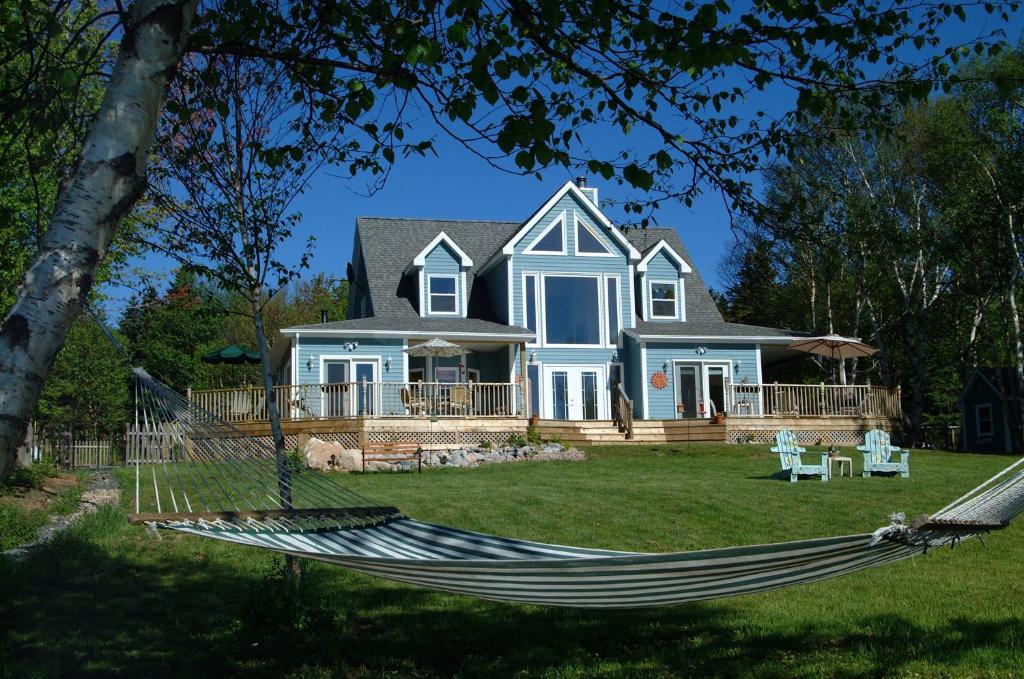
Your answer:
[772,429,828,483]
[857,429,909,478]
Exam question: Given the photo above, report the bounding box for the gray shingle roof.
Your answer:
[282,316,532,337]
[354,217,521,322]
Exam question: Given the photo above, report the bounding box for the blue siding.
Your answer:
[621,333,645,418]
[483,257,509,324]
[296,337,405,386]
[641,342,760,418]
[642,249,685,322]
[422,242,463,317]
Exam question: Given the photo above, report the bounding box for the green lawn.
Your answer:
[1,444,1022,678]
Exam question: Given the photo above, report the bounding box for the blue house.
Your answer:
[267,179,814,424]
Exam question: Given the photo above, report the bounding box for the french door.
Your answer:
[674,362,729,419]
[322,359,378,416]
[543,365,608,420]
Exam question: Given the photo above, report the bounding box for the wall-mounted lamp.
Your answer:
[529,350,537,363]
[734,360,743,373]
[611,350,619,363]
[384,356,392,373]
[662,360,670,372]
[306,357,313,371]
[695,346,708,355]
[343,341,359,351]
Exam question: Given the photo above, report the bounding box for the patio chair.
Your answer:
[771,429,828,483]
[857,429,909,478]
[400,387,429,416]
[447,385,473,415]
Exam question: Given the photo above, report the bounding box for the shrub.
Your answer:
[479,440,492,449]
[526,425,542,446]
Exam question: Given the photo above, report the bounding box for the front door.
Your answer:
[543,365,607,420]
[676,364,700,418]
[322,359,377,416]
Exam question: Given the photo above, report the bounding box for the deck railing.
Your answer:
[613,383,634,439]
[189,381,523,422]
[727,383,902,419]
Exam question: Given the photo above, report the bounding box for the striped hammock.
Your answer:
[130,367,1024,609]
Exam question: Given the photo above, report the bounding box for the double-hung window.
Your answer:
[650,281,678,319]
[976,403,994,438]
[428,275,457,314]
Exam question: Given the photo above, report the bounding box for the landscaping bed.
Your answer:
[0,463,84,552]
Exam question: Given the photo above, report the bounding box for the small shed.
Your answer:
[958,368,1022,454]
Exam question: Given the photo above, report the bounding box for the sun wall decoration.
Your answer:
[650,371,668,390]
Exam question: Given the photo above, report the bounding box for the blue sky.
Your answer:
[104,7,1024,319]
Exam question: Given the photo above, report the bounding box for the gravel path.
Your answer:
[2,469,121,559]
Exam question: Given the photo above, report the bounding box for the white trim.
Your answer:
[604,273,622,348]
[636,239,692,273]
[975,402,995,438]
[317,355,382,417]
[411,231,473,268]
[523,211,568,255]
[291,335,298,385]
[574,213,615,257]
[679,277,687,322]
[402,339,409,382]
[467,367,481,383]
[640,273,649,321]
[649,279,679,319]
[460,270,468,316]
[522,272,540,347]
[280,328,535,341]
[641,341,650,419]
[539,272,605,348]
[425,274,459,316]
[502,181,641,260]
[417,269,425,316]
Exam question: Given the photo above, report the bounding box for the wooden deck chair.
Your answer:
[447,385,472,415]
[771,429,828,483]
[857,430,909,478]
[401,387,429,416]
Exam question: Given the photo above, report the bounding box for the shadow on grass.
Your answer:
[1,508,1020,678]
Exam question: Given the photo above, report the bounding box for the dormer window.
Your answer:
[650,281,678,319]
[428,275,458,314]
[524,212,566,255]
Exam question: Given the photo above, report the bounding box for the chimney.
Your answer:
[320,309,328,324]
[575,175,598,205]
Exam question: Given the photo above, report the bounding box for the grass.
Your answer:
[0,463,84,551]
[1,444,1022,678]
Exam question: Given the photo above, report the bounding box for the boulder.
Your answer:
[336,449,362,472]
[366,460,395,472]
[303,437,344,471]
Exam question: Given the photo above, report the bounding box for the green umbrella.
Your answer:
[201,344,262,365]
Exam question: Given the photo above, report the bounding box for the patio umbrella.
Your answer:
[201,344,262,365]
[403,338,465,359]
[787,334,877,383]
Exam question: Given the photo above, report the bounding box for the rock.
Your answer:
[517,445,532,457]
[303,437,344,471]
[543,443,563,453]
[366,460,395,472]
[336,449,362,472]
[466,452,482,463]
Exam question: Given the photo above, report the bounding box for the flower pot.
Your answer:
[712,413,726,425]
[528,414,540,427]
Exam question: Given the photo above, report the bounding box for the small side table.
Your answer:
[829,454,853,478]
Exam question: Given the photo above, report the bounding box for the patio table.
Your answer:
[828,451,853,478]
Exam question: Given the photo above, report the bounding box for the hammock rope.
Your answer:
[124,363,1023,608]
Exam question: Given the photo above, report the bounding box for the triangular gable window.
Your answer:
[524,213,566,254]
[575,216,612,255]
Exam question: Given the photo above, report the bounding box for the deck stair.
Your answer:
[537,419,726,445]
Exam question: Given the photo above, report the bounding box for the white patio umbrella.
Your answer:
[787,334,877,384]
[403,338,467,449]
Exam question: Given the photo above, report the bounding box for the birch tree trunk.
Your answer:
[0,0,198,482]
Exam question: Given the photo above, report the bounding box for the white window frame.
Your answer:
[522,272,540,347]
[604,274,621,348]
[975,402,994,438]
[467,368,481,383]
[408,368,425,383]
[523,211,568,256]
[540,272,605,348]
[574,213,614,257]
[317,355,381,417]
[426,274,459,316]
[649,279,679,319]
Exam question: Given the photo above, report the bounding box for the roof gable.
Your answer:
[409,231,473,270]
[637,239,692,273]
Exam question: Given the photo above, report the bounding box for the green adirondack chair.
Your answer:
[857,429,909,478]
[771,429,828,483]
